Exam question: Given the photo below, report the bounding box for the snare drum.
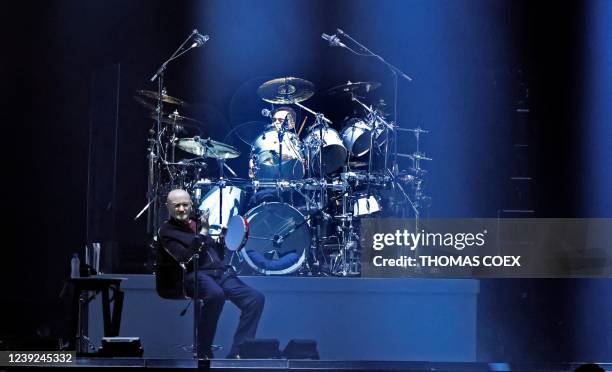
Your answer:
[224,202,310,275]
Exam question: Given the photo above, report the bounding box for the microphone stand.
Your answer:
[145,29,204,236]
[335,28,412,176]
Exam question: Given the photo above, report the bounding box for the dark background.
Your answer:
[3,0,611,361]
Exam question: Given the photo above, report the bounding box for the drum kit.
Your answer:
[137,75,431,276]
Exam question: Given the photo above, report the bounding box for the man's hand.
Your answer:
[199,209,210,235]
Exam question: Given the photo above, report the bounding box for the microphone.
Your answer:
[321,33,346,48]
[190,33,210,48]
[261,108,272,118]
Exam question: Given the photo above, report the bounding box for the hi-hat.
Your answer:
[257,77,315,104]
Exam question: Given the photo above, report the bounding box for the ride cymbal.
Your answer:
[257,77,315,104]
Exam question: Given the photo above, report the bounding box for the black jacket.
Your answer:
[158,218,225,272]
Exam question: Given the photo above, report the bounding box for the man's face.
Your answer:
[166,190,192,222]
[272,110,293,129]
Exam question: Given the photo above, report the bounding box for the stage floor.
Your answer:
[56,358,612,371]
[88,275,479,361]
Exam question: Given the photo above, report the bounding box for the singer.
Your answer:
[158,189,265,359]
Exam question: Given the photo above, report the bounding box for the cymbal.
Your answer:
[176,137,241,159]
[257,77,315,104]
[326,81,380,96]
[136,89,187,106]
[148,110,202,126]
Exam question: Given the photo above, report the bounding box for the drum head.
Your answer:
[225,215,248,251]
[239,202,310,275]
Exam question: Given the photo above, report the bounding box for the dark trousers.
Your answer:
[185,270,265,357]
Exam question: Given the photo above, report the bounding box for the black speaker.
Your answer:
[99,337,144,357]
[239,339,281,359]
[282,339,319,359]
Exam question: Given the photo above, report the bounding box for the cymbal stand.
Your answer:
[331,190,359,276]
[291,100,333,213]
[349,92,394,193]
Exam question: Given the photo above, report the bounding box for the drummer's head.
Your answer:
[272,107,296,130]
[166,189,192,223]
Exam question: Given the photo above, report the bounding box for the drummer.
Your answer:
[269,106,297,131]
[248,106,299,178]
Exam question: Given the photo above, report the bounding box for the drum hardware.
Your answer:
[346,91,394,178]
[288,97,335,199]
[326,81,381,96]
[328,191,360,276]
[396,152,432,162]
[326,29,412,179]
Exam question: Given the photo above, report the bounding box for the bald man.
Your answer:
[158,189,265,359]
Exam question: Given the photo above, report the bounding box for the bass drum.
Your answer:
[304,126,347,175]
[341,117,386,157]
[235,202,311,275]
[251,130,305,180]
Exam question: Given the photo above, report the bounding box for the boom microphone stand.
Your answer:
[334,28,412,176]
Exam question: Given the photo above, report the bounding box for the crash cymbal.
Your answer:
[326,81,380,96]
[257,77,315,104]
[176,137,240,159]
[136,89,187,106]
